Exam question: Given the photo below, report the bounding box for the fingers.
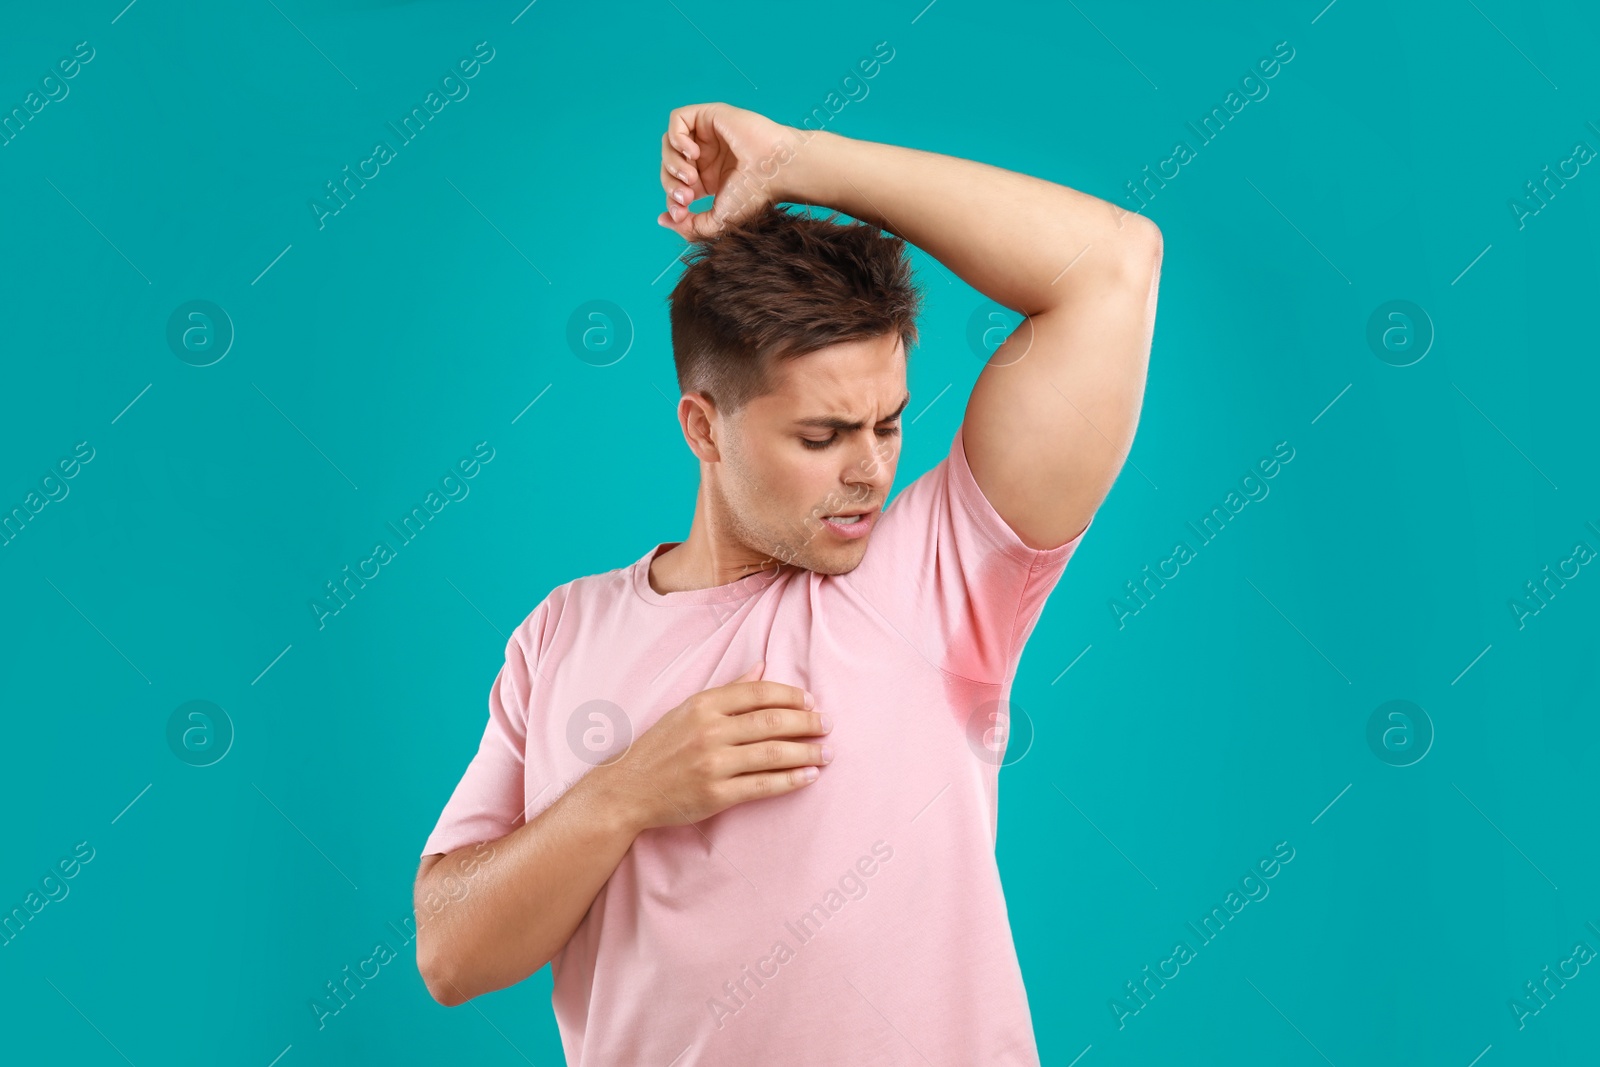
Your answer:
[725,766,822,804]
[657,208,709,241]
[729,705,830,744]
[704,678,812,716]
[656,209,685,235]
[661,167,695,208]
[656,192,727,241]
[660,134,699,189]
[666,105,705,161]
[723,738,833,778]
[659,165,695,229]
[661,164,695,203]
[660,106,715,237]
[660,135,700,205]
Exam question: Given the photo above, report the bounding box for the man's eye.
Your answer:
[801,427,899,450]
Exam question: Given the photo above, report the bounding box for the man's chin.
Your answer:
[777,537,871,576]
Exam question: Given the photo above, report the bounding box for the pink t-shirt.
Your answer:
[422,425,1093,1065]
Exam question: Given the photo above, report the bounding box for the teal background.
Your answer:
[3,1,1597,1064]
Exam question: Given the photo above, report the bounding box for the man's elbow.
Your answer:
[1117,215,1162,276]
[1063,212,1160,299]
[1147,219,1163,255]
[417,934,469,1007]
[1142,218,1163,264]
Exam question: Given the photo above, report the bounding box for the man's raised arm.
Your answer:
[776,128,1161,550]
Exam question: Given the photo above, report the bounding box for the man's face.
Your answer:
[713,331,907,576]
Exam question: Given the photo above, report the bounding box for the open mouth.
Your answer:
[820,509,876,538]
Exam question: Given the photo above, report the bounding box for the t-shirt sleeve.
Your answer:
[844,424,1094,685]
[420,603,548,858]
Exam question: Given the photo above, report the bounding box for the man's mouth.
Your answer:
[820,509,877,538]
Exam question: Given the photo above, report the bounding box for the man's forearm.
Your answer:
[778,128,1155,315]
[415,768,643,1006]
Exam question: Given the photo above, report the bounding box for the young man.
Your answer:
[415,102,1160,1064]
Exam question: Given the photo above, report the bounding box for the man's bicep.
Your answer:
[963,229,1160,551]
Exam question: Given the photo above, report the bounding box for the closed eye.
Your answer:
[801,426,901,450]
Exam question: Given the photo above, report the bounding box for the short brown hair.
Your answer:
[668,204,922,415]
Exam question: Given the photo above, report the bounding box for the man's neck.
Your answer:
[649,520,783,596]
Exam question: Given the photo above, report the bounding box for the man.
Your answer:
[414,102,1160,1064]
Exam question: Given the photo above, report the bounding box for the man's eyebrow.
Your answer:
[793,394,911,431]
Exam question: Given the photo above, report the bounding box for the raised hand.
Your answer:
[657,102,800,241]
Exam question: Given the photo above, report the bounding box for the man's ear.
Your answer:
[679,392,722,463]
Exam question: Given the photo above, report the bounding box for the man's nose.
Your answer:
[842,432,895,494]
